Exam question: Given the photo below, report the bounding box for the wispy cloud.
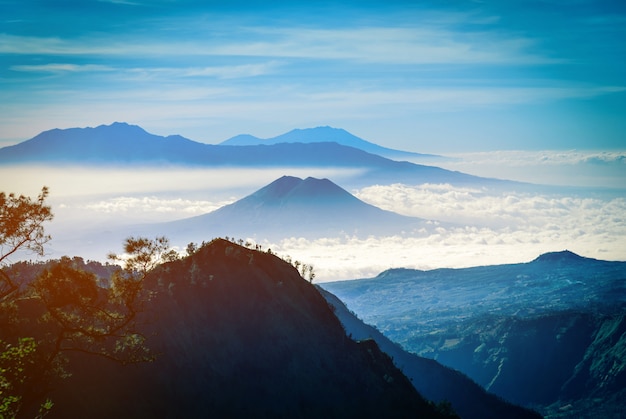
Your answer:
[10,63,114,73]
[443,150,626,166]
[9,60,281,79]
[209,26,555,65]
[97,0,143,5]
[124,61,283,80]
[305,85,626,110]
[0,24,552,66]
[77,196,232,220]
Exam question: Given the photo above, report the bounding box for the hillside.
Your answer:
[156,176,436,243]
[319,288,542,419]
[322,251,626,418]
[30,239,452,418]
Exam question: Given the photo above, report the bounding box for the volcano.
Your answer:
[159,175,436,243]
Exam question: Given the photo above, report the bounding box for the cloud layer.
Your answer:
[261,183,625,281]
[2,164,623,281]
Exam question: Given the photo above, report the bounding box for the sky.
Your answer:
[1,0,625,153]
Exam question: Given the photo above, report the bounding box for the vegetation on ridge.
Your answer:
[0,187,176,417]
[0,187,453,418]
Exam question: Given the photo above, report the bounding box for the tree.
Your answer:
[186,242,198,256]
[0,236,173,417]
[0,187,54,417]
[307,265,316,283]
[0,186,53,301]
[0,187,174,417]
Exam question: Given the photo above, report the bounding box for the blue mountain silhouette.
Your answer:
[220,126,440,160]
[0,122,517,188]
[158,175,437,242]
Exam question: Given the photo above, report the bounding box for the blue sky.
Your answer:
[1,0,625,152]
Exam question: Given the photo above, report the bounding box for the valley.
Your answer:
[322,252,626,418]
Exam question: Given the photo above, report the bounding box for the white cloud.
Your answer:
[0,165,362,199]
[124,61,283,80]
[10,62,280,79]
[80,196,231,220]
[97,0,142,5]
[267,219,625,282]
[432,150,626,187]
[3,166,623,282]
[443,149,626,167]
[206,26,554,66]
[260,184,626,281]
[354,183,625,228]
[10,63,114,73]
[0,23,549,66]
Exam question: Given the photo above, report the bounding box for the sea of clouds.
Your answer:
[269,184,625,280]
[1,151,624,282]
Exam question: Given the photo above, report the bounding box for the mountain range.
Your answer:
[0,122,517,189]
[220,126,441,160]
[321,251,626,418]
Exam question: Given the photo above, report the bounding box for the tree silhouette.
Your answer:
[186,242,198,256]
[0,187,172,417]
[0,186,52,301]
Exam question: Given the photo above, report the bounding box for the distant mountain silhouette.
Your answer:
[532,250,588,263]
[0,122,518,188]
[220,126,441,160]
[156,176,438,244]
[0,122,204,163]
[23,239,450,418]
[323,251,626,418]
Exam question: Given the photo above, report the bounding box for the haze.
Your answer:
[1,161,623,281]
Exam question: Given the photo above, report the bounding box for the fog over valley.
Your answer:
[3,156,623,282]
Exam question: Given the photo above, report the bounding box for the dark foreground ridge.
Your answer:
[44,239,451,418]
[319,288,542,419]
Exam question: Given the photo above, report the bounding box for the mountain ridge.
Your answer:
[319,287,542,419]
[0,122,518,189]
[321,252,626,417]
[220,126,441,160]
[21,238,451,418]
[0,122,204,163]
[373,250,600,278]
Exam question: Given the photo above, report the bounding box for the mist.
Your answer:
[2,162,624,281]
